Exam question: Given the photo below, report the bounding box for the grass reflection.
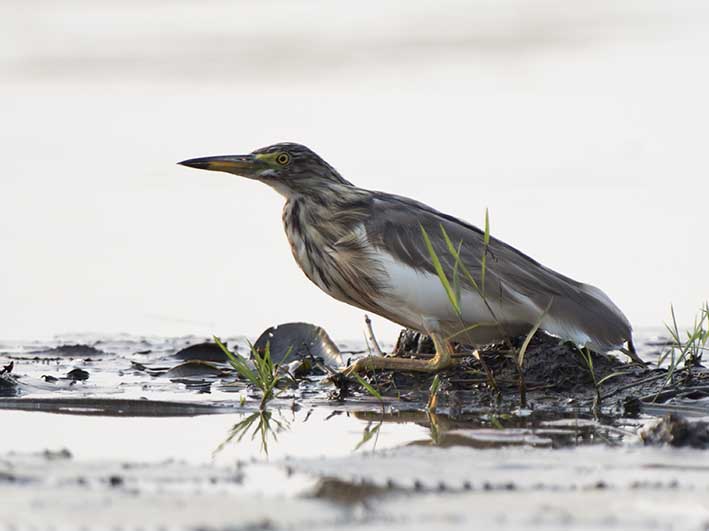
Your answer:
[214,409,290,457]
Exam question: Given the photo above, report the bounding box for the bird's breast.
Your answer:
[281,200,390,313]
[283,208,330,293]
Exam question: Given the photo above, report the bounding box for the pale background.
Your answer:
[1,0,707,342]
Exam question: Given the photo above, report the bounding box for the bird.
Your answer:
[179,142,642,373]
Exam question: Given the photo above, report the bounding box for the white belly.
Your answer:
[372,250,521,333]
[372,250,595,347]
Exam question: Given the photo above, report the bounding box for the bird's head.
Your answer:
[178,142,351,198]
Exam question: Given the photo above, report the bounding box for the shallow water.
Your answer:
[2,329,709,530]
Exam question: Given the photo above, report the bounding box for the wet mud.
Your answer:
[348,329,709,422]
[2,325,709,530]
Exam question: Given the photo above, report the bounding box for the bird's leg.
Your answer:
[344,332,455,375]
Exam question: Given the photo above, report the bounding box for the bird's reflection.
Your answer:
[351,409,617,449]
[214,406,618,458]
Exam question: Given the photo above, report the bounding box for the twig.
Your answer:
[600,372,666,401]
[364,314,384,357]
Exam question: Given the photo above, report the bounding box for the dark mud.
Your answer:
[348,329,708,421]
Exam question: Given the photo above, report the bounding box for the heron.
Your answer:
[179,143,641,373]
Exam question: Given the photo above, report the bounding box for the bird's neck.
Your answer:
[281,196,341,297]
[283,188,371,242]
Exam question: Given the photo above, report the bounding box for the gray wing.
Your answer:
[363,192,632,351]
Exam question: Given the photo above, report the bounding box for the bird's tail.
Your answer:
[540,282,634,355]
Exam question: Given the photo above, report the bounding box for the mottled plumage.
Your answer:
[179,142,639,369]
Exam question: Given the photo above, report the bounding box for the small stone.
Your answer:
[66,368,90,381]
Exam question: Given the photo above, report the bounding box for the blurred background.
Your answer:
[0,0,707,342]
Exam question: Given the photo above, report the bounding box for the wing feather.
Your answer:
[364,192,632,351]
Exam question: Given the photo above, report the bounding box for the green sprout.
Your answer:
[215,337,291,410]
[576,347,629,415]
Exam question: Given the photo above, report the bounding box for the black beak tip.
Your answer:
[178,158,207,169]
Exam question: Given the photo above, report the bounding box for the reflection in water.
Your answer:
[211,405,634,460]
[353,419,383,452]
[215,409,291,457]
[353,409,630,449]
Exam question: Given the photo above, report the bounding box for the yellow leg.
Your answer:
[343,332,455,374]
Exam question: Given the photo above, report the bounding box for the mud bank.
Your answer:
[2,326,709,530]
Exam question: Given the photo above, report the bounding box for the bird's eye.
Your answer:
[276,153,290,165]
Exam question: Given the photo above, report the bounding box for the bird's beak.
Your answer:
[177,154,265,178]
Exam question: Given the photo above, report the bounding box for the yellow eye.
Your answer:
[276,152,290,165]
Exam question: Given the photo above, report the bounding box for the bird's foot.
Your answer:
[343,333,455,375]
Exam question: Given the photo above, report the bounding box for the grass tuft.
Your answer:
[654,303,709,400]
[214,337,291,409]
[659,303,709,374]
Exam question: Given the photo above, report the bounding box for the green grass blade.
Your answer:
[421,224,461,316]
[517,299,552,367]
[429,374,441,396]
[352,373,383,401]
[451,240,463,306]
[214,336,259,386]
[575,347,596,386]
[445,322,484,342]
[596,370,630,387]
[440,225,481,294]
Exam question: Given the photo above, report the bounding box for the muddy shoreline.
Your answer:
[2,326,709,530]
